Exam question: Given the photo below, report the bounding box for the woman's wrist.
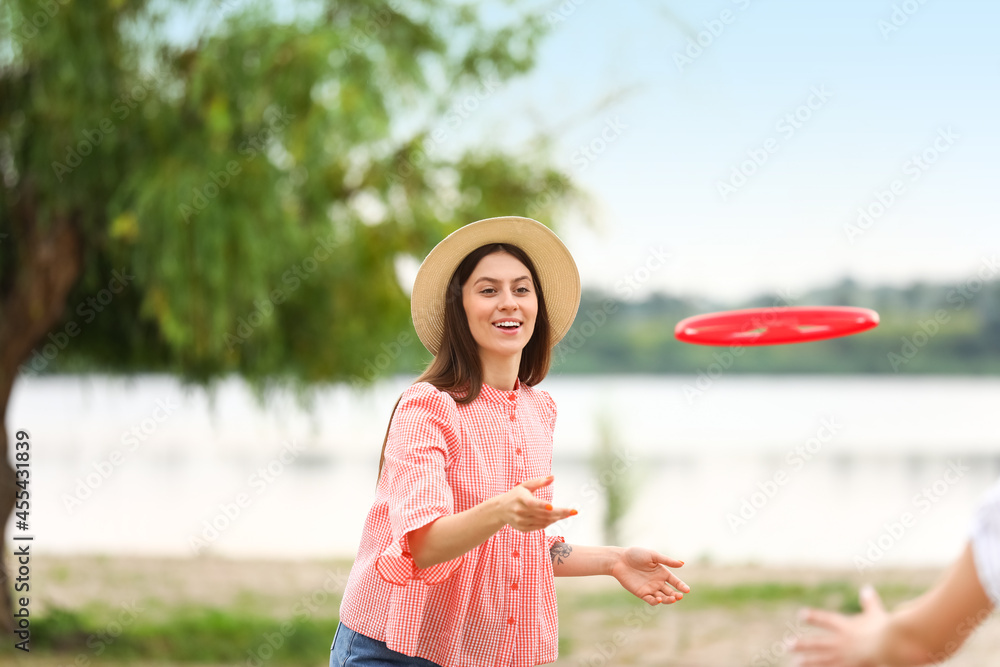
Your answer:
[485,493,510,532]
[604,546,626,576]
[550,544,628,577]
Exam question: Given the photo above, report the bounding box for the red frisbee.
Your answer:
[674,306,880,346]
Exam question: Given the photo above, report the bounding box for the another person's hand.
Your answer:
[610,546,689,606]
[792,585,890,667]
[499,475,576,533]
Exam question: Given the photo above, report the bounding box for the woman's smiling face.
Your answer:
[461,251,538,363]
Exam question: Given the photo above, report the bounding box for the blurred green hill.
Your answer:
[39,275,1000,377]
[549,276,1000,374]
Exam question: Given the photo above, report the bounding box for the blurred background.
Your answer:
[2,0,998,664]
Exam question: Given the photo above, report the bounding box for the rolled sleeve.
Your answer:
[543,390,558,435]
[376,383,464,586]
[971,478,1000,606]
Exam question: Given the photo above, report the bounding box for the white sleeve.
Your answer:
[970,477,1000,606]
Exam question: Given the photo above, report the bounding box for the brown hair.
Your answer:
[376,243,552,484]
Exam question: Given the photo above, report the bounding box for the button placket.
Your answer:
[508,401,525,482]
[508,539,522,631]
[505,389,524,641]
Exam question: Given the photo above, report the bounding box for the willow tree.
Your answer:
[0,0,577,630]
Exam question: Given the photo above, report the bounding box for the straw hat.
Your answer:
[410,216,581,356]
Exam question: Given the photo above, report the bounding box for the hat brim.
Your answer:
[410,216,581,357]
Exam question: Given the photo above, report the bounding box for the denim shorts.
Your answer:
[330,621,444,667]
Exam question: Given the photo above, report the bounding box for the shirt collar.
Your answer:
[478,377,521,405]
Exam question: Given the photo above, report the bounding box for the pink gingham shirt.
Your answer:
[339,379,564,667]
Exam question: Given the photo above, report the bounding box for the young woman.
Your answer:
[332,216,690,667]
[792,478,999,666]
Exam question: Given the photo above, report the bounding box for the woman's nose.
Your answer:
[497,290,518,310]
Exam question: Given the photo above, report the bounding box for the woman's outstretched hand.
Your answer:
[610,546,690,606]
[791,585,889,667]
[499,475,577,533]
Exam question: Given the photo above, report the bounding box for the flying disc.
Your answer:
[674,306,879,346]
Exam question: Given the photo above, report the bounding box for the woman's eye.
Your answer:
[477,285,530,295]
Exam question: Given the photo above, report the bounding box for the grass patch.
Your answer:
[49,564,71,583]
[1,580,930,663]
[0,605,338,664]
[567,580,927,614]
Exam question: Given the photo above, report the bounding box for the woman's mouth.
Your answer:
[493,320,522,334]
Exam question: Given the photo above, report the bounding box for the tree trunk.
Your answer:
[0,195,83,633]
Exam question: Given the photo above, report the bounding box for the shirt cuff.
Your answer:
[376,532,464,586]
[546,534,565,551]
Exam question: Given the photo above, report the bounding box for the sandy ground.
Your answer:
[9,554,1000,666]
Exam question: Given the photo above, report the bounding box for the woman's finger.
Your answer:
[800,608,847,632]
[533,505,575,519]
[660,584,684,600]
[791,636,837,652]
[510,503,578,531]
[663,585,683,601]
[662,569,690,593]
[519,475,554,492]
[655,553,685,569]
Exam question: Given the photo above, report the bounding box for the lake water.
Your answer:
[13,374,1000,567]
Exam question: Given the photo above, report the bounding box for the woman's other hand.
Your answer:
[610,546,690,606]
[499,475,576,533]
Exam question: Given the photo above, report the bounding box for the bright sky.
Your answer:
[456,0,1000,302]
[166,0,1000,303]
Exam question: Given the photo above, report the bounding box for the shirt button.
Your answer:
[507,617,516,625]
[510,582,518,590]
[509,413,516,422]
[508,394,516,401]
[515,448,522,455]
[512,550,519,558]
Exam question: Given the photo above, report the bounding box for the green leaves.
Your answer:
[2,0,581,402]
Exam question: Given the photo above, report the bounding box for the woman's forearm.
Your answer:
[550,543,624,576]
[407,496,507,569]
[407,476,576,569]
